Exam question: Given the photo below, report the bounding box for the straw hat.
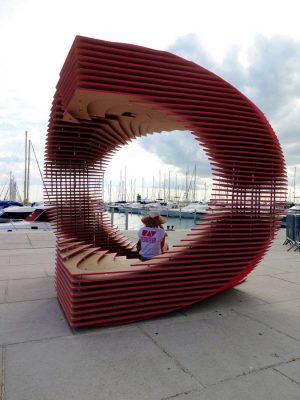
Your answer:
[141,210,167,227]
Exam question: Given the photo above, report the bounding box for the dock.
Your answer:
[0,229,299,399]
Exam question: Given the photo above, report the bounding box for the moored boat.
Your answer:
[106,200,209,219]
[0,205,51,231]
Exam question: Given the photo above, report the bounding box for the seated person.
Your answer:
[137,211,168,261]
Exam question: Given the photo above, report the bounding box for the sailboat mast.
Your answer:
[9,171,12,200]
[152,176,155,200]
[24,131,28,204]
[158,170,161,199]
[193,164,197,202]
[124,166,127,202]
[185,168,188,202]
[168,170,171,201]
[26,140,31,204]
[133,178,136,202]
[118,169,122,201]
[294,166,297,203]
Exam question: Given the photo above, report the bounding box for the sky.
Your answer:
[0,0,300,202]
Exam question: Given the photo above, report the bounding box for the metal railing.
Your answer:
[283,214,300,251]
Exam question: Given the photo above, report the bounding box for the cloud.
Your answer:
[0,120,46,201]
[137,33,300,192]
[1,14,300,201]
[137,131,209,177]
[244,36,300,117]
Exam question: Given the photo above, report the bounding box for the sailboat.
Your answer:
[0,204,51,231]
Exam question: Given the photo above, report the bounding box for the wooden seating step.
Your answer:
[85,254,147,274]
[64,248,101,271]
[118,239,133,247]
[78,250,109,269]
[116,237,132,245]
[58,241,86,253]
[57,238,80,246]
[96,250,111,262]
[125,241,137,250]
[56,235,80,243]
[64,252,149,278]
[60,244,94,261]
[61,246,172,279]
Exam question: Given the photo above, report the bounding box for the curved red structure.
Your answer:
[44,36,287,328]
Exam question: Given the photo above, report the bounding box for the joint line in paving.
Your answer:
[137,324,206,389]
[233,308,300,343]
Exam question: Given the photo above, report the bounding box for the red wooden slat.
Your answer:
[44,36,287,328]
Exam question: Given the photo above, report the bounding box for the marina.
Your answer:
[1,1,300,398]
[109,210,202,230]
[0,200,297,232]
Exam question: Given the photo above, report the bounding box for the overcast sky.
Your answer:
[0,0,300,202]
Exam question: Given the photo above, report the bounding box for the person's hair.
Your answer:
[144,217,161,227]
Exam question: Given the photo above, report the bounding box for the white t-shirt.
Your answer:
[138,226,166,259]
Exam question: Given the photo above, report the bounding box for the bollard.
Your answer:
[125,208,129,230]
[111,207,114,225]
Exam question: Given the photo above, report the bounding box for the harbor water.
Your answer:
[109,211,200,230]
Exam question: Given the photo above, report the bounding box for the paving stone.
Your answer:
[274,359,300,384]
[5,328,199,400]
[0,298,70,345]
[271,271,300,284]
[0,249,37,257]
[0,280,7,303]
[253,259,300,276]
[0,264,47,280]
[0,256,10,267]
[26,232,55,240]
[30,242,56,249]
[43,263,55,276]
[8,253,55,266]
[181,287,268,316]
[1,228,300,399]
[26,233,56,246]
[6,277,56,302]
[0,233,31,244]
[171,368,300,400]
[0,346,3,389]
[239,299,300,341]
[34,247,56,254]
[251,263,290,276]
[239,275,300,303]
[141,313,300,386]
[0,241,32,250]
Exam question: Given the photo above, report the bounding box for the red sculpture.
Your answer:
[44,36,287,328]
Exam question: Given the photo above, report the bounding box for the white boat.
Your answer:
[182,204,209,218]
[0,200,23,209]
[0,205,51,232]
[0,205,38,223]
[287,204,300,214]
[108,200,209,219]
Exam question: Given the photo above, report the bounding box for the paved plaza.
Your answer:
[0,228,299,399]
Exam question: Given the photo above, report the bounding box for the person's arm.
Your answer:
[137,229,141,252]
[161,232,169,253]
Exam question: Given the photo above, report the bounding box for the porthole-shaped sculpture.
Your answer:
[44,36,287,328]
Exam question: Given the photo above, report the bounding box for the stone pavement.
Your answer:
[0,229,299,400]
